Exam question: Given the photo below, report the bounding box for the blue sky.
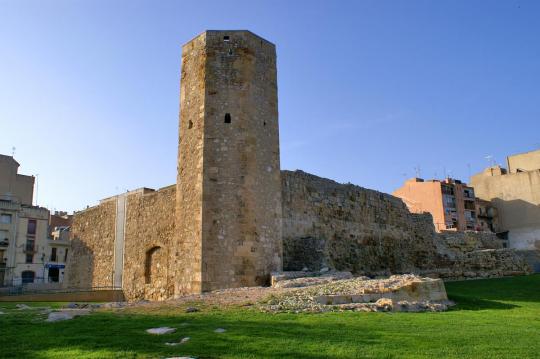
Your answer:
[1,0,539,212]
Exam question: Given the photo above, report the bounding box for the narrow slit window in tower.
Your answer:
[224,113,231,124]
[188,120,193,129]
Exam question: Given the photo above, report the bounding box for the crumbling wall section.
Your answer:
[281,170,439,275]
[282,170,531,279]
[67,200,116,289]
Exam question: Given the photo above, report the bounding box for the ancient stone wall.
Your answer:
[282,170,439,275]
[67,200,116,289]
[122,185,176,301]
[68,186,176,301]
[282,170,531,279]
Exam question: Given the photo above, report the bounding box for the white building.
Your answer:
[0,154,71,288]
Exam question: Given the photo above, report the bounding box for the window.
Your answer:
[224,113,231,123]
[188,120,193,129]
[21,270,35,284]
[25,239,35,252]
[64,248,69,262]
[51,247,57,262]
[27,219,37,235]
[0,214,11,224]
[223,35,230,42]
[25,253,33,264]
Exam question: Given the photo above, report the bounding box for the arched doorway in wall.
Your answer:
[144,246,168,300]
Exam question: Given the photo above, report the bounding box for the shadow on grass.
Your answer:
[447,295,519,311]
[445,274,540,305]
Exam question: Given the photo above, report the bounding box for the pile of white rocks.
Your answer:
[261,274,454,313]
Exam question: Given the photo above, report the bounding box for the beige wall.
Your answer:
[393,179,446,231]
[471,168,540,250]
[0,155,34,205]
[507,149,540,173]
[12,206,50,285]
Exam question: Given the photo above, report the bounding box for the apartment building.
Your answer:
[393,177,477,232]
[0,154,70,287]
[471,149,540,251]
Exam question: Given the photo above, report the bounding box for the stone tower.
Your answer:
[175,30,282,295]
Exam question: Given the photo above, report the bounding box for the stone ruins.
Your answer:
[67,30,531,301]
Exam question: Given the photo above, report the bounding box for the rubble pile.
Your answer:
[260,274,453,313]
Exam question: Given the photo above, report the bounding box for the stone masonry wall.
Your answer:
[68,186,176,301]
[282,170,439,275]
[122,185,176,301]
[282,170,531,279]
[67,200,116,289]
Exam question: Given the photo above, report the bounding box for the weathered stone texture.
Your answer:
[67,200,116,289]
[281,170,531,279]
[68,187,176,301]
[123,186,176,301]
[282,170,439,275]
[176,30,282,294]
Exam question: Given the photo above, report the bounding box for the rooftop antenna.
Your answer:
[414,165,421,178]
[485,155,495,167]
[11,146,16,157]
[467,163,471,179]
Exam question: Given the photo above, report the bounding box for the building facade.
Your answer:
[393,178,477,232]
[471,149,540,252]
[0,155,71,287]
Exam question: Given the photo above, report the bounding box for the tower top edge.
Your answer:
[182,30,275,48]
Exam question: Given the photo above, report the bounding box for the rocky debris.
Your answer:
[0,311,5,315]
[260,274,453,313]
[146,327,176,335]
[101,302,127,309]
[15,304,32,310]
[64,302,99,309]
[272,271,355,288]
[185,307,199,313]
[165,337,190,346]
[214,328,226,333]
[46,309,91,322]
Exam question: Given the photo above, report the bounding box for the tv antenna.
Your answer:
[485,155,495,167]
[11,147,16,157]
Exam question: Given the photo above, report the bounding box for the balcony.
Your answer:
[23,244,36,253]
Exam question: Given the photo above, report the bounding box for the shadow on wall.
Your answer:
[491,198,540,235]
[65,237,94,289]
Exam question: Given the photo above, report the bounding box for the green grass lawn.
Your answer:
[1,275,539,359]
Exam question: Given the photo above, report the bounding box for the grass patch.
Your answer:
[1,275,539,358]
